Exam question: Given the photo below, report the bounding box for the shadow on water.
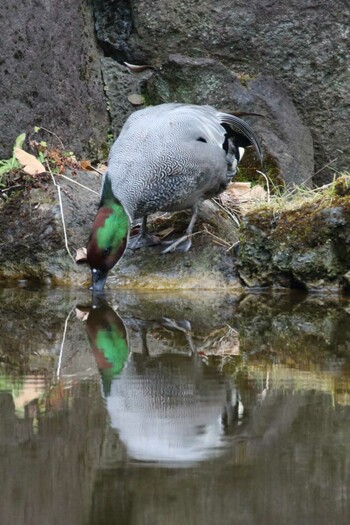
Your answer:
[1,285,350,524]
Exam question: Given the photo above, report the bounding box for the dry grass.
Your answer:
[245,172,350,215]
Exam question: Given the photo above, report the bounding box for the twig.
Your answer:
[201,226,231,247]
[313,157,339,177]
[293,156,340,190]
[226,240,240,253]
[256,170,270,203]
[88,165,106,177]
[57,173,99,195]
[213,198,241,227]
[46,160,75,262]
[56,304,76,379]
[1,184,23,193]
[38,126,65,149]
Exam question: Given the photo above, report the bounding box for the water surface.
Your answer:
[1,285,350,524]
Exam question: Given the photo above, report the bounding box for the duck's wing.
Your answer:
[171,104,263,162]
[113,103,263,166]
[217,112,263,163]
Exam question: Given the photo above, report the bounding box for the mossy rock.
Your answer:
[237,178,350,291]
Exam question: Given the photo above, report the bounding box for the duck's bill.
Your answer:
[90,268,108,293]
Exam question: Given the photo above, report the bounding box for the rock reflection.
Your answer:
[85,298,243,466]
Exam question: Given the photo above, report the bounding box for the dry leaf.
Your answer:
[75,247,88,263]
[75,307,90,322]
[97,163,107,173]
[219,182,267,215]
[225,182,266,203]
[14,147,46,175]
[249,184,267,200]
[80,160,93,170]
[226,182,252,199]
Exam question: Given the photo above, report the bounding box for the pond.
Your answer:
[1,284,350,525]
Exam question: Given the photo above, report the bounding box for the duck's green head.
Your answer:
[87,199,129,293]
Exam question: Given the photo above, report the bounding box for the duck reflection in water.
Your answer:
[85,298,243,465]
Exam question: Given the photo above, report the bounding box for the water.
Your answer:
[1,285,350,524]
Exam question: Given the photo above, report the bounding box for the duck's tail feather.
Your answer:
[218,112,263,163]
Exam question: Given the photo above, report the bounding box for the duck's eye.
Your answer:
[197,137,207,143]
[103,247,112,256]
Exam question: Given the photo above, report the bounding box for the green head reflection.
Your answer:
[86,300,129,395]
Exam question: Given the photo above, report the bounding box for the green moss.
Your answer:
[334,175,350,197]
[237,72,255,87]
[236,150,283,190]
[244,199,336,248]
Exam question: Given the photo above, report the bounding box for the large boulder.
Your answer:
[0,170,242,290]
[144,54,314,187]
[0,1,109,158]
[93,0,350,182]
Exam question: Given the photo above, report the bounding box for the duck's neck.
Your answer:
[96,174,130,252]
[95,198,129,251]
[87,194,130,274]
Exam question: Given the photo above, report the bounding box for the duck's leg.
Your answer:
[128,215,160,250]
[161,206,198,254]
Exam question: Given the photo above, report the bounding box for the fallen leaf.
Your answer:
[75,307,90,322]
[225,182,266,203]
[219,182,267,215]
[225,182,252,199]
[14,147,46,175]
[249,184,267,200]
[75,247,88,263]
[13,133,26,151]
[80,160,93,170]
[96,163,107,173]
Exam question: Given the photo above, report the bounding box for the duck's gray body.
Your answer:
[106,103,261,220]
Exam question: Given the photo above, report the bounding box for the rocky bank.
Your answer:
[0,1,349,291]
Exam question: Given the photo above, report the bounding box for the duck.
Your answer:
[87,103,262,292]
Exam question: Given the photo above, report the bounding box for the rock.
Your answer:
[0,1,109,159]
[101,58,153,137]
[237,178,350,291]
[0,170,101,286]
[0,170,243,290]
[92,0,133,61]
[237,293,350,359]
[99,199,243,291]
[144,54,314,186]
[120,0,349,181]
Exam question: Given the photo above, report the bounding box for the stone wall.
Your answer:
[1,1,348,182]
[94,0,349,183]
[0,0,109,158]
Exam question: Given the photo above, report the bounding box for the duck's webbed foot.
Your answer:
[128,215,160,251]
[128,232,160,250]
